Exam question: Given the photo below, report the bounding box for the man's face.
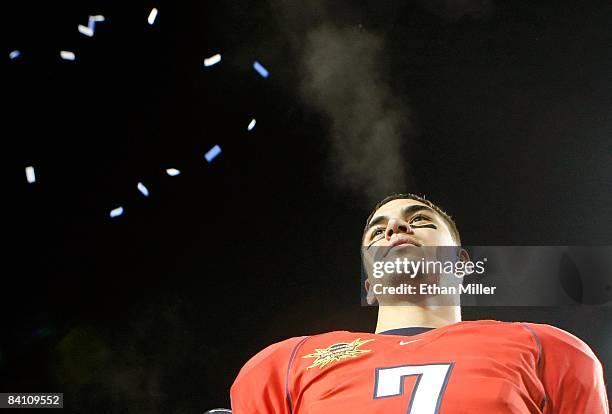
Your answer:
[362,198,457,248]
[361,198,462,305]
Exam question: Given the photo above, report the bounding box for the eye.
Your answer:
[371,228,384,239]
[410,214,430,224]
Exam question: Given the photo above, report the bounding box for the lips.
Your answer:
[389,236,420,248]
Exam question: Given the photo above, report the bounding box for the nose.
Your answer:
[385,218,414,240]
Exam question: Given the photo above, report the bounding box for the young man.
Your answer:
[230,193,609,413]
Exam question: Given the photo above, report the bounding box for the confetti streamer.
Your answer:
[85,15,105,34]
[78,24,94,37]
[247,119,256,131]
[253,61,269,78]
[60,51,76,61]
[137,182,150,197]
[204,53,222,67]
[109,206,124,218]
[25,166,36,183]
[9,50,20,60]
[205,145,222,162]
[166,168,181,176]
[148,8,158,25]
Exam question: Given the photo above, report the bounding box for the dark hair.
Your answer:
[364,193,461,245]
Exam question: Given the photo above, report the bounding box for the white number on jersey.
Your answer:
[374,363,454,414]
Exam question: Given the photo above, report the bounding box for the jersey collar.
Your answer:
[378,327,435,336]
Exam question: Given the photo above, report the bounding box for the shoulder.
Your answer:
[233,331,355,378]
[442,319,540,341]
[514,322,604,379]
[521,322,597,356]
[448,320,599,358]
[451,320,592,346]
[520,323,608,411]
[234,336,309,377]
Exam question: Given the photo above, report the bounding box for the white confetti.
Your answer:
[89,15,105,22]
[9,50,21,60]
[25,166,36,183]
[78,24,94,37]
[110,206,124,218]
[137,182,150,197]
[247,119,256,131]
[166,168,181,176]
[147,8,158,25]
[60,51,76,61]
[205,145,222,162]
[204,53,222,67]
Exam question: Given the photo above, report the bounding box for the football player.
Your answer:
[231,193,609,413]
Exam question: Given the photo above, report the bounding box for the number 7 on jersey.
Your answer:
[374,363,454,414]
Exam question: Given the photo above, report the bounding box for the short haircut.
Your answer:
[363,193,461,245]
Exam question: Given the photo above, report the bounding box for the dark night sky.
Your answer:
[1,1,611,412]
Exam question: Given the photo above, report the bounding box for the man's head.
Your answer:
[361,194,466,306]
[362,193,461,248]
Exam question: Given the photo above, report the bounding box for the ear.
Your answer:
[458,247,470,263]
[364,279,378,305]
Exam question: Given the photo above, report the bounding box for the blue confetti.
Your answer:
[9,50,20,60]
[205,145,222,162]
[137,182,149,197]
[88,15,105,31]
[110,206,124,218]
[78,15,105,37]
[166,168,180,176]
[253,61,269,78]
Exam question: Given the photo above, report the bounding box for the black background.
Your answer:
[1,0,611,412]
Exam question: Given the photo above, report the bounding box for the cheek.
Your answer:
[426,228,456,246]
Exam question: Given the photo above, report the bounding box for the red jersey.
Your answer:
[231,320,609,413]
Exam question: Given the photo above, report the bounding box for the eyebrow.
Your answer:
[364,204,437,234]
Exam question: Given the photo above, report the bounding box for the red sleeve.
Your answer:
[524,323,609,414]
[230,336,308,414]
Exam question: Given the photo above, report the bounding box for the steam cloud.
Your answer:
[300,25,410,203]
[275,0,493,204]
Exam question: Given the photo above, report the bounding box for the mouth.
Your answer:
[389,237,420,248]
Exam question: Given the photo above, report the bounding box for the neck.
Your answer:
[375,305,461,333]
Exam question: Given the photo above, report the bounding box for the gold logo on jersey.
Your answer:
[302,338,374,369]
